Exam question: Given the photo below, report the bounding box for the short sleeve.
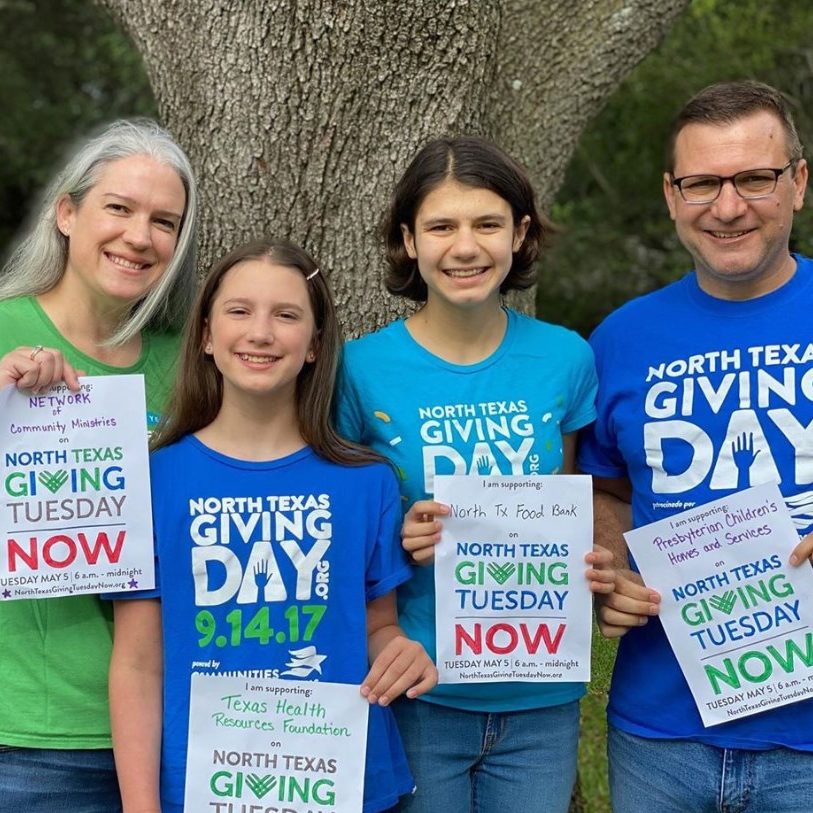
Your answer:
[365,467,412,602]
[334,348,366,444]
[576,321,628,478]
[561,336,598,434]
[578,421,628,478]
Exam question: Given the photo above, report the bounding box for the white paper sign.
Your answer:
[433,474,593,683]
[625,483,813,726]
[184,674,369,813]
[0,375,154,599]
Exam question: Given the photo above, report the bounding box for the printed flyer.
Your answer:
[184,674,368,813]
[625,482,813,726]
[434,474,592,684]
[0,375,154,599]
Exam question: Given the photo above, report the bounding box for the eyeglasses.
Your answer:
[670,161,795,204]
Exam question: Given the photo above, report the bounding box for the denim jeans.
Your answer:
[609,725,813,813]
[0,746,121,813]
[392,699,579,813]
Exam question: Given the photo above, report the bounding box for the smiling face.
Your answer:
[56,154,186,310]
[203,259,316,408]
[664,110,808,300]
[401,179,529,313]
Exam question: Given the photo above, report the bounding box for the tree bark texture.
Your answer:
[97,0,689,335]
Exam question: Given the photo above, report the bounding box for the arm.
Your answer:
[592,476,660,638]
[592,475,633,569]
[563,433,616,595]
[109,599,163,813]
[0,346,81,392]
[361,592,437,706]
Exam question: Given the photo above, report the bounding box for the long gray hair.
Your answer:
[0,118,198,345]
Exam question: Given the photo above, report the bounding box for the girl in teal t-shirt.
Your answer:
[336,137,615,813]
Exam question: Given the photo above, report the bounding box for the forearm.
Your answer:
[364,592,436,701]
[593,482,633,569]
[110,661,162,810]
[110,601,163,812]
[589,479,661,636]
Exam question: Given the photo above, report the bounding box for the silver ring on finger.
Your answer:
[29,345,44,361]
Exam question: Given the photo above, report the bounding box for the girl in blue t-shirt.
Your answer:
[109,238,436,813]
[335,138,615,813]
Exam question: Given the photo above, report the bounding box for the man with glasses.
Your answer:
[579,80,813,811]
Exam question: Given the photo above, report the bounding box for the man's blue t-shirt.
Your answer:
[336,309,597,711]
[129,436,414,811]
[579,255,813,750]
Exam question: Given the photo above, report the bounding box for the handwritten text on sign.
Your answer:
[625,483,813,726]
[0,375,154,599]
[184,675,368,813]
[434,475,592,683]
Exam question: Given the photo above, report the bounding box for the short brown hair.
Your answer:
[666,80,804,173]
[382,136,551,302]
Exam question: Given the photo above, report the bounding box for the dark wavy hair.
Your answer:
[666,80,804,173]
[152,238,382,466]
[382,136,551,302]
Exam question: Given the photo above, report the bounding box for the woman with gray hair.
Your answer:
[0,118,197,811]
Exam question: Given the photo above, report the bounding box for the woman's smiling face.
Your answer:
[56,153,186,309]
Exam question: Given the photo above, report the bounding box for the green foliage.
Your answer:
[538,0,813,335]
[0,0,155,252]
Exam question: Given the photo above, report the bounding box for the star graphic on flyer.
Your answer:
[2,589,11,599]
[128,578,139,589]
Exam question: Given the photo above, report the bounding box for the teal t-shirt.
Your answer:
[0,295,179,748]
[336,309,597,711]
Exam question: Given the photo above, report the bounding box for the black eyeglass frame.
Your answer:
[670,160,797,204]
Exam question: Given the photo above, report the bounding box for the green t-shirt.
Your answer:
[0,295,179,748]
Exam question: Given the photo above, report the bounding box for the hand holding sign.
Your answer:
[401,499,449,565]
[362,634,437,705]
[362,591,437,704]
[584,545,616,595]
[596,568,661,638]
[0,345,82,394]
[790,532,813,567]
[0,375,155,599]
[625,483,813,726]
[433,474,593,684]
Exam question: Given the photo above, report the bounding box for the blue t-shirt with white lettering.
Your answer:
[579,255,813,750]
[336,309,597,711]
[129,436,413,811]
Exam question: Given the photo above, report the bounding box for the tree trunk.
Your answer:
[96,0,688,335]
[95,5,687,809]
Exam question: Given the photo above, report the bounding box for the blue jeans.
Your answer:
[392,699,578,813]
[609,725,813,813]
[0,746,121,813]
